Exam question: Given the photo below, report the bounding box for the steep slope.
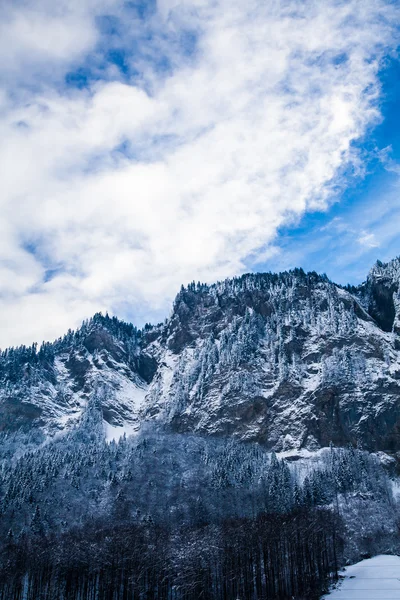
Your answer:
[0,314,156,437]
[1,258,400,453]
[358,257,400,337]
[143,265,400,452]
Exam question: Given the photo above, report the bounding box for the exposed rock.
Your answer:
[0,259,399,452]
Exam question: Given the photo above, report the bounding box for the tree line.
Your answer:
[0,506,342,600]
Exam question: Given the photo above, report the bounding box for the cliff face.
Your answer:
[361,258,400,337]
[1,258,400,452]
[144,262,400,452]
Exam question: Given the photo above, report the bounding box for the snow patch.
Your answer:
[323,554,400,599]
[103,421,139,442]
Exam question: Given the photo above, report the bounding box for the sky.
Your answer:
[0,0,400,348]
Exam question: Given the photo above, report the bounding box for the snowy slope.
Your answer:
[323,555,400,599]
[0,314,150,437]
[142,262,400,452]
[0,258,399,453]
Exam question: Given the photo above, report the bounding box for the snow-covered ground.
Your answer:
[323,555,400,599]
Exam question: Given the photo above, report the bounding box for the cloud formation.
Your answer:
[0,0,399,346]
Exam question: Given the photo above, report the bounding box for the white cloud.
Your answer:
[358,230,380,248]
[0,0,399,346]
[0,1,121,81]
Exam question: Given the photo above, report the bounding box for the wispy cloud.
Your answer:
[0,0,399,346]
[258,177,400,286]
[358,230,380,248]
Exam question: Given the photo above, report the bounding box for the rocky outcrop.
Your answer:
[357,258,400,333]
[143,264,400,453]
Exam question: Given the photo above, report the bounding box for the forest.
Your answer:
[0,399,398,599]
[0,507,341,600]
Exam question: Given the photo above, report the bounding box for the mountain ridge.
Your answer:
[1,257,400,453]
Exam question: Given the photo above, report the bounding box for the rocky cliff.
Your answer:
[1,257,400,453]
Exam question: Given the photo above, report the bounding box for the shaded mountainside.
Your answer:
[1,257,400,453]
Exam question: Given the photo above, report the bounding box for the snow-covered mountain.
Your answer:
[1,257,400,453]
[0,315,158,440]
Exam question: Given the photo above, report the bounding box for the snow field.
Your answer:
[323,555,400,599]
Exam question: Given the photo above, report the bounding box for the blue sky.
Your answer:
[257,56,400,285]
[0,0,399,346]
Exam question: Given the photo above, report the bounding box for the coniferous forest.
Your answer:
[0,400,398,599]
[1,508,341,600]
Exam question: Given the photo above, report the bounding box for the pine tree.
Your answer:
[30,505,44,537]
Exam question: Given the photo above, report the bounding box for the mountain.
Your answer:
[0,315,154,438]
[1,257,400,454]
[1,258,400,600]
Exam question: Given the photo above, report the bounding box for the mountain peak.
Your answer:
[1,257,400,453]
[368,256,400,281]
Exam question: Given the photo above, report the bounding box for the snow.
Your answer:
[323,555,400,599]
[374,451,396,467]
[392,480,400,500]
[54,351,148,436]
[103,421,139,442]
[56,412,81,428]
[109,375,147,411]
